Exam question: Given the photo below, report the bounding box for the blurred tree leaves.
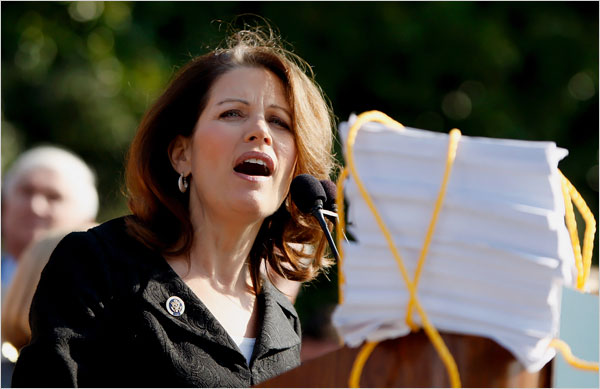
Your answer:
[2,2,598,322]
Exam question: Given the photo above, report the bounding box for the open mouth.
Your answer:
[234,158,272,177]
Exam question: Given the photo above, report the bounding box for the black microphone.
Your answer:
[290,174,340,262]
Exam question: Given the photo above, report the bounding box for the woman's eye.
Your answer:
[220,110,243,119]
[269,116,290,130]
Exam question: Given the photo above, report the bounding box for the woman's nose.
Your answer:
[245,119,273,146]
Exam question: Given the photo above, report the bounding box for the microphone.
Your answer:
[290,174,340,262]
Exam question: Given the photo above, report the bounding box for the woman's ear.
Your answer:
[168,135,192,175]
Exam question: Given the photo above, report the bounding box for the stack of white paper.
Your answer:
[332,114,577,372]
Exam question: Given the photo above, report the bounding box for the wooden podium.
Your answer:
[256,330,552,387]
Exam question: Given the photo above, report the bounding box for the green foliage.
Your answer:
[2,1,598,326]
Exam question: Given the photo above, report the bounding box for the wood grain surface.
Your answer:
[256,330,551,387]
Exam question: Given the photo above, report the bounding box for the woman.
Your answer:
[12,27,335,387]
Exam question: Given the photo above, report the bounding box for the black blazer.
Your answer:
[12,217,301,387]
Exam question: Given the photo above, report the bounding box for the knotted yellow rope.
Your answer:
[337,111,598,385]
[338,111,461,388]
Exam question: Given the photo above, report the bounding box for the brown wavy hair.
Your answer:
[125,27,336,292]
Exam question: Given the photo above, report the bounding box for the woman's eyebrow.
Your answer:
[217,98,249,106]
[217,99,291,117]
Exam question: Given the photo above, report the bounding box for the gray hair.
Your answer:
[2,145,99,221]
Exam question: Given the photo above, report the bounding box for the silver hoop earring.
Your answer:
[178,173,189,193]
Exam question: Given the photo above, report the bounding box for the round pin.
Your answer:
[166,296,185,317]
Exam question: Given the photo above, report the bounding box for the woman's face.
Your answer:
[185,66,297,224]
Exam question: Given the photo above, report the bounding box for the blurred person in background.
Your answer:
[12,27,336,387]
[1,225,96,387]
[1,145,99,294]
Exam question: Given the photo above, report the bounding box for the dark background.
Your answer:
[2,1,598,331]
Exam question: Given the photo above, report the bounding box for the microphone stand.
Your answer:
[311,200,341,263]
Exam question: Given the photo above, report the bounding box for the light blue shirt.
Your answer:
[1,253,18,300]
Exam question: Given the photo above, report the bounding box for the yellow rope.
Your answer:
[559,171,596,290]
[336,166,349,305]
[560,173,584,288]
[549,338,599,372]
[348,341,380,388]
[336,111,404,305]
[337,112,599,386]
[339,111,461,388]
[550,172,598,372]
[405,128,461,331]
